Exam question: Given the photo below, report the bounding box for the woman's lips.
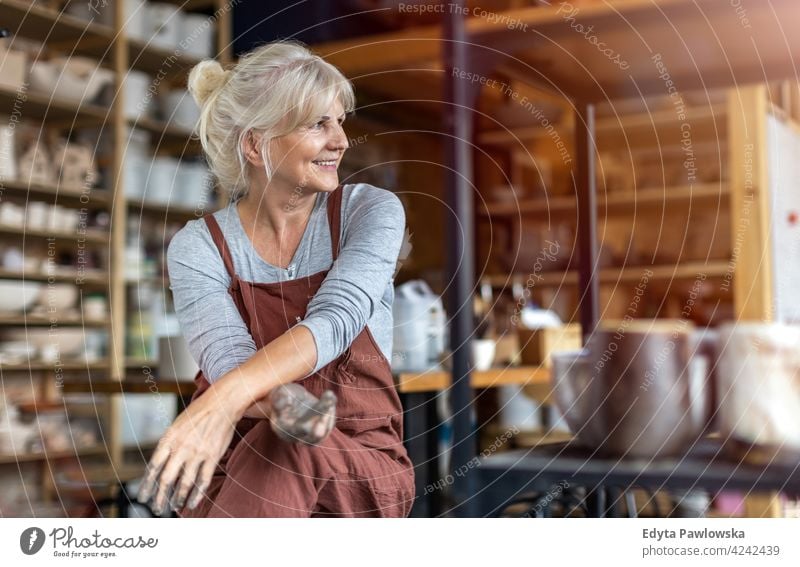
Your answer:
[312,159,338,171]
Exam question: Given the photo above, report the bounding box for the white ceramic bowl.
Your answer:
[3,328,86,360]
[0,280,44,313]
[36,283,78,311]
[29,58,114,104]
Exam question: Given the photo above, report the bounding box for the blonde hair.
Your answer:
[187,40,356,202]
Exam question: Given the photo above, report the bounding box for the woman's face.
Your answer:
[262,98,349,194]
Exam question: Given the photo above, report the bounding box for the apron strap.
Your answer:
[326,184,344,261]
[203,213,237,282]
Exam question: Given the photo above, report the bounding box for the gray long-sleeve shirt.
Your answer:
[166,183,405,383]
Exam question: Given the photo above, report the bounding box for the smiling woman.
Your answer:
[136,40,414,518]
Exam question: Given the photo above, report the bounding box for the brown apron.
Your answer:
[176,185,415,517]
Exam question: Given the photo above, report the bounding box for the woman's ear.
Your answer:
[242,130,266,166]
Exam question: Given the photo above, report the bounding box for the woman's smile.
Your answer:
[311,158,339,171]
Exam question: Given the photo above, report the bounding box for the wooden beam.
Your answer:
[312,25,440,77]
[728,85,773,320]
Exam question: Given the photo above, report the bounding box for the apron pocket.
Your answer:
[336,414,405,458]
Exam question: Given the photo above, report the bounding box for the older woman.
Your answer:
[136,40,414,518]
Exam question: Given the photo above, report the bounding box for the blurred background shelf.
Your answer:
[0,445,109,466]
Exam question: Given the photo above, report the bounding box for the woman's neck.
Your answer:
[236,181,318,236]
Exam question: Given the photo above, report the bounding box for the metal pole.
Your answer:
[444,0,477,517]
[575,102,599,341]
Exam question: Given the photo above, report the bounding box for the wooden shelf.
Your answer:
[61,379,196,397]
[0,0,115,58]
[127,198,203,218]
[0,85,110,128]
[396,365,549,394]
[0,267,107,285]
[479,103,727,147]
[0,445,109,466]
[0,223,108,244]
[127,117,201,154]
[0,315,108,327]
[483,260,731,289]
[0,360,109,372]
[125,275,170,288]
[481,183,728,218]
[125,357,159,369]
[157,0,217,9]
[124,441,158,453]
[0,0,233,512]
[0,179,111,208]
[127,38,204,78]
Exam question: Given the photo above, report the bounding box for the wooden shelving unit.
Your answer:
[0,0,231,516]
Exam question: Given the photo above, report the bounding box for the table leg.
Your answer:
[401,391,441,517]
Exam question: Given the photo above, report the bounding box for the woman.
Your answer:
[136,40,414,517]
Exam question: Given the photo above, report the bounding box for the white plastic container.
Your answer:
[0,126,17,180]
[162,89,200,131]
[122,0,149,41]
[176,161,212,207]
[392,280,446,372]
[180,13,216,58]
[122,71,153,120]
[146,3,182,50]
[145,156,180,205]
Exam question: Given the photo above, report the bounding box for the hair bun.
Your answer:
[188,60,230,106]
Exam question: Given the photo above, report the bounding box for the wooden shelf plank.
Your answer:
[0,85,110,127]
[483,260,731,289]
[0,445,109,466]
[127,198,205,218]
[127,117,201,154]
[61,380,196,396]
[0,179,111,208]
[125,275,170,288]
[125,358,159,369]
[480,183,728,217]
[0,315,108,327]
[0,223,108,244]
[127,38,203,78]
[0,360,109,372]
[396,365,549,394]
[0,268,107,285]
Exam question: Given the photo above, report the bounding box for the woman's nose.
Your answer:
[328,122,349,151]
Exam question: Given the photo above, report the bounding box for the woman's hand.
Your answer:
[136,384,244,516]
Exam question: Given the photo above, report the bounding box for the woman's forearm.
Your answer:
[205,325,318,419]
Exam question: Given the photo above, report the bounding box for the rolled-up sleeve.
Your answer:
[297,186,405,373]
[166,221,257,383]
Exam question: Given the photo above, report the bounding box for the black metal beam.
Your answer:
[575,103,599,341]
[444,0,477,517]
